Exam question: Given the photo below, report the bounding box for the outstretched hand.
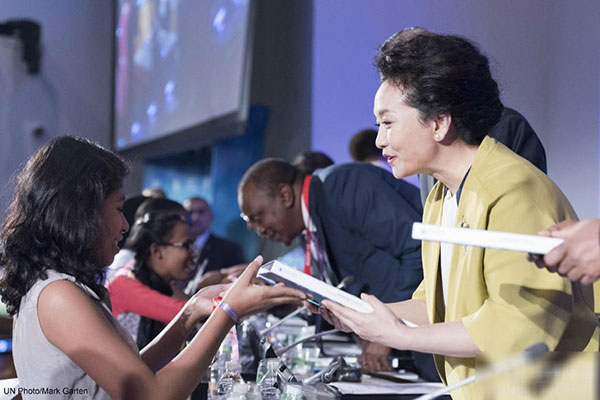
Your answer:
[186,283,230,323]
[529,219,600,285]
[223,256,306,318]
[320,294,406,348]
[305,299,353,332]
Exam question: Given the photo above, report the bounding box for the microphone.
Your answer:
[259,275,355,337]
[263,329,339,359]
[337,275,356,290]
[303,356,345,385]
[261,329,340,386]
[414,342,549,400]
[183,258,209,295]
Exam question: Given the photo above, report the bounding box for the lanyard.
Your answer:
[302,175,313,275]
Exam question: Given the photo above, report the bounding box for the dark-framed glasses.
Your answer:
[161,241,195,252]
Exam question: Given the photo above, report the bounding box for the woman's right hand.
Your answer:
[222,256,306,317]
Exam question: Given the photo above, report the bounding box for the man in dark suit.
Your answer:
[184,197,245,275]
[238,159,435,377]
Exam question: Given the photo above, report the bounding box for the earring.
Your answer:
[434,134,441,141]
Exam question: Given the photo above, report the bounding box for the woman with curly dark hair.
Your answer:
[0,136,304,399]
[309,30,598,399]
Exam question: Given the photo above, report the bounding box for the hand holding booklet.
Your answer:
[257,260,374,313]
[257,260,419,327]
[411,222,564,254]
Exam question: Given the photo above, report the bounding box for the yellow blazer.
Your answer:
[412,136,598,399]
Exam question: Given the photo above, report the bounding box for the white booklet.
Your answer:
[411,222,564,254]
[257,260,374,313]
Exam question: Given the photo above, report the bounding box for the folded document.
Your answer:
[257,260,374,313]
[412,222,563,254]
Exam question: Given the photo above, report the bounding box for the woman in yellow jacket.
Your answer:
[309,29,598,399]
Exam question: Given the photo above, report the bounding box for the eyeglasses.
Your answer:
[240,211,261,225]
[161,241,195,252]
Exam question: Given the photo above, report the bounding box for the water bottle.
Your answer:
[237,318,260,373]
[223,382,261,400]
[281,383,304,400]
[218,361,244,395]
[256,358,280,399]
[208,356,225,399]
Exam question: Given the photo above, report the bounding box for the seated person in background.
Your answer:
[349,128,389,170]
[489,106,547,173]
[238,158,434,377]
[107,200,199,349]
[350,128,419,187]
[0,136,305,400]
[184,197,246,278]
[531,219,600,285]
[118,194,148,247]
[142,186,167,198]
[291,150,334,175]
[107,196,180,281]
[308,29,598,399]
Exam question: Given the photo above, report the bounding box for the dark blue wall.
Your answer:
[143,106,269,261]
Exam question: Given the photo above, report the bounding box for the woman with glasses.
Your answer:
[107,198,204,349]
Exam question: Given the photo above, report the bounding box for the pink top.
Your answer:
[107,271,186,324]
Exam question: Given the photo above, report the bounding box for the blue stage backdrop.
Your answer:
[142,105,269,261]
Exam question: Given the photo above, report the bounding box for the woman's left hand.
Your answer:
[321,293,405,347]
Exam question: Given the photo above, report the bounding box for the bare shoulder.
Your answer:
[38,279,109,349]
[38,279,154,398]
[38,279,92,311]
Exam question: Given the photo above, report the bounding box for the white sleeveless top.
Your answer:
[13,270,138,399]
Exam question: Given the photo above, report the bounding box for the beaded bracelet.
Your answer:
[218,301,240,324]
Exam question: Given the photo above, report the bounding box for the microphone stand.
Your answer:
[278,329,340,356]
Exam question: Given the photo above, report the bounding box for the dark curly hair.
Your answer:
[0,136,128,315]
[375,28,503,145]
[123,198,187,349]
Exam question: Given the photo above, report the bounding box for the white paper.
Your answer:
[412,222,563,254]
[330,379,444,395]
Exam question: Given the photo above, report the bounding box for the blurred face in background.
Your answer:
[184,198,213,238]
